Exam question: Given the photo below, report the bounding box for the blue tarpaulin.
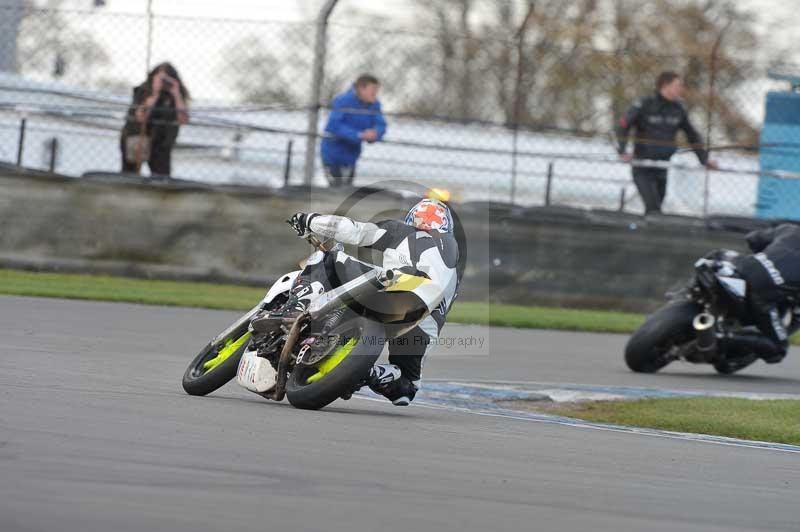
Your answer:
[758,74,800,220]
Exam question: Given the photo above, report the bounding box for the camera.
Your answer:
[161,78,174,91]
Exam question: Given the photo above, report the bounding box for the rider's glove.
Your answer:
[287,212,318,237]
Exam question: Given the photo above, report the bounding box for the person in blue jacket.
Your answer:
[320,74,387,186]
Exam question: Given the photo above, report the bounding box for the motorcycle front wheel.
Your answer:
[182,323,252,396]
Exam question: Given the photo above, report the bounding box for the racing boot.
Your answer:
[366,364,418,406]
[251,279,323,333]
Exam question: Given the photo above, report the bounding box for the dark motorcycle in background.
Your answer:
[625,250,799,375]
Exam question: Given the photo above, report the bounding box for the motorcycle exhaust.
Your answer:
[307,268,398,319]
[381,268,396,284]
[692,312,717,354]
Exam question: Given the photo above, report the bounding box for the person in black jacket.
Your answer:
[616,71,717,214]
[733,224,800,363]
[120,62,190,177]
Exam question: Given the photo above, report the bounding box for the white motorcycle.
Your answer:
[182,234,432,410]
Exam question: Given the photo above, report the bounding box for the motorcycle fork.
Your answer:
[271,313,308,401]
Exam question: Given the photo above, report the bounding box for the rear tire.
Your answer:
[625,301,699,373]
[286,316,384,410]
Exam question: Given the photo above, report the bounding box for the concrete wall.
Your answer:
[477,208,751,311]
[0,169,763,311]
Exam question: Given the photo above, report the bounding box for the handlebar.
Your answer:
[305,234,337,253]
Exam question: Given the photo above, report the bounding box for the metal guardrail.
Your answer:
[3,101,798,218]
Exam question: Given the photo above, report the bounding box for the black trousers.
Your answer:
[120,135,174,177]
[632,166,668,214]
[323,164,356,187]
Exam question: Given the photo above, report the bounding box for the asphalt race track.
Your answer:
[1,296,799,532]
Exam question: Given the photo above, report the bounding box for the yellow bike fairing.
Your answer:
[384,273,431,293]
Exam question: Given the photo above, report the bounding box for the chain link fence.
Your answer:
[2,1,800,219]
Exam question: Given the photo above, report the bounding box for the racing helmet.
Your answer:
[404,198,454,233]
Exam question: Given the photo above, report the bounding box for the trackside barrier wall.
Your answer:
[0,170,757,312]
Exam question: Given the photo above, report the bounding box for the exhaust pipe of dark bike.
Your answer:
[692,312,717,354]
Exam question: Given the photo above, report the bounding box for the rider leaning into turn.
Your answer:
[253,198,460,406]
[734,224,800,363]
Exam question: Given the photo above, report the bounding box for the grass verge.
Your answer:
[0,269,644,332]
[549,397,800,445]
[4,269,799,343]
[0,269,264,311]
[450,302,643,333]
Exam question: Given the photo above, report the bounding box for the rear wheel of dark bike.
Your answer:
[286,316,384,410]
[625,301,699,373]
[182,325,252,396]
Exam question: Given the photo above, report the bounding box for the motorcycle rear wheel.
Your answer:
[182,326,252,396]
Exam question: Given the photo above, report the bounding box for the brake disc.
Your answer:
[297,334,342,366]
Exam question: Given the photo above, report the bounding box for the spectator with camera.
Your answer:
[320,74,387,186]
[120,62,190,177]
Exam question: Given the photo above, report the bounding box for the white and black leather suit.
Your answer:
[296,214,461,400]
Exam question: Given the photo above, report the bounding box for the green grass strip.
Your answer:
[0,269,263,311]
[448,302,644,333]
[551,397,800,446]
[0,269,644,332]
[1,269,797,344]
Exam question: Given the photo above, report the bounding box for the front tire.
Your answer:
[625,301,699,373]
[182,327,251,396]
[286,316,384,410]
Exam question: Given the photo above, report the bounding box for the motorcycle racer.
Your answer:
[253,198,460,406]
